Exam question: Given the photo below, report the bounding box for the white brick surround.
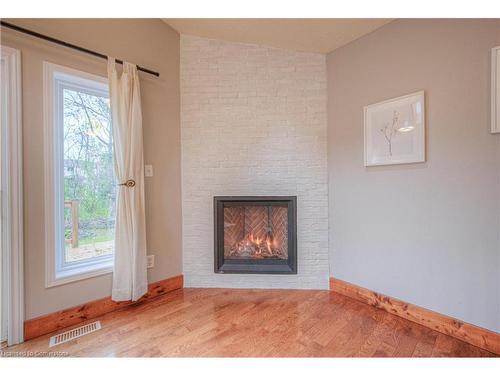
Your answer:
[181,35,329,289]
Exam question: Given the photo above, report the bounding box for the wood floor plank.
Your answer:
[3,288,497,357]
[355,313,394,357]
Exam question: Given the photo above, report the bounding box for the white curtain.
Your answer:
[107,57,148,301]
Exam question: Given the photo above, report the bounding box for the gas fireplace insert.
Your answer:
[214,196,297,274]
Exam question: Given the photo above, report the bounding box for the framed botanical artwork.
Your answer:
[364,91,425,166]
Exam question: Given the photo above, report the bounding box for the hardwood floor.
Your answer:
[2,288,497,357]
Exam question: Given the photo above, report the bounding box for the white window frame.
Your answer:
[44,62,114,288]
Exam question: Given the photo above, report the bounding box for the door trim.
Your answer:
[1,45,24,346]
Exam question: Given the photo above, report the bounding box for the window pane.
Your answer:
[63,87,115,263]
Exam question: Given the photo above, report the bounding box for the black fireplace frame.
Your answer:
[214,196,297,274]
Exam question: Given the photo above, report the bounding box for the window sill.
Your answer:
[46,260,113,288]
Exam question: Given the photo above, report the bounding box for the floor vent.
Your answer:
[49,321,101,347]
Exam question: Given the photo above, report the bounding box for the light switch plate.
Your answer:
[145,165,153,177]
[147,255,155,268]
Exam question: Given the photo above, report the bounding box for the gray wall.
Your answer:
[1,19,182,319]
[327,19,500,332]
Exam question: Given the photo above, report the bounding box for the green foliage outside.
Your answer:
[63,87,116,246]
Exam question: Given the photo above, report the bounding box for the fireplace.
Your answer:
[214,196,297,274]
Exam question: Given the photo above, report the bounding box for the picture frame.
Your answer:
[364,91,425,166]
[491,46,500,134]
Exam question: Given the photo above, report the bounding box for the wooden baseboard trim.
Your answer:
[24,274,183,341]
[329,277,500,355]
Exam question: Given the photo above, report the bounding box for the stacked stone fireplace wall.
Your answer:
[181,35,329,289]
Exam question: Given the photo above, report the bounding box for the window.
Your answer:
[44,62,115,287]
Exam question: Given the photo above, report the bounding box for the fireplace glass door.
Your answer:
[214,197,297,274]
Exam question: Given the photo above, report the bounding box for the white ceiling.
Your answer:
[163,19,393,54]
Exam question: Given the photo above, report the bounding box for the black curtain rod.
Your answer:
[0,21,160,77]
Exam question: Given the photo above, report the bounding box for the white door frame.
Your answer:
[1,45,24,346]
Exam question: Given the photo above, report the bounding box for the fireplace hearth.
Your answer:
[214,196,297,274]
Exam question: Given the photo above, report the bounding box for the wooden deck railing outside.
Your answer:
[65,200,79,248]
